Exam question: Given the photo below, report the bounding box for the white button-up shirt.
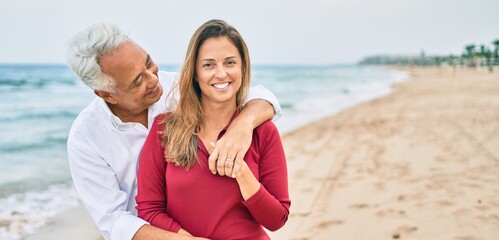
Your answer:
[67,71,281,240]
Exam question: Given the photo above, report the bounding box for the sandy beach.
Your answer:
[25,66,499,239]
[269,66,499,239]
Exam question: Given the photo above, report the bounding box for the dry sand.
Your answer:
[269,67,499,240]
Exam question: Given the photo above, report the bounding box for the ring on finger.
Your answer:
[226,158,234,162]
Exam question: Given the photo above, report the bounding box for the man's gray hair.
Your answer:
[66,23,129,92]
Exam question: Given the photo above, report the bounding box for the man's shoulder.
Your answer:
[68,98,108,141]
[158,71,178,83]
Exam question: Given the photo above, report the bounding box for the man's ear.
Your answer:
[94,90,118,105]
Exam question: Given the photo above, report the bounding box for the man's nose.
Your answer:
[145,70,158,86]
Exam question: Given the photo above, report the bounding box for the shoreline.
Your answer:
[23,204,101,240]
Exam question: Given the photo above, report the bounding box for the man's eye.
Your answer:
[132,79,142,88]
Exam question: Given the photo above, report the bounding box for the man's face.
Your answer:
[99,41,162,116]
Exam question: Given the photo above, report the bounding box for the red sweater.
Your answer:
[136,113,290,240]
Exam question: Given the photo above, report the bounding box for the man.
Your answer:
[66,23,281,240]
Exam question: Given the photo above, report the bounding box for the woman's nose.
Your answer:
[214,66,227,79]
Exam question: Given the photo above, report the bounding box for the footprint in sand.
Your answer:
[300,187,313,193]
[453,236,479,240]
[375,209,406,218]
[397,194,406,202]
[392,225,418,239]
[349,203,369,209]
[290,237,310,240]
[315,219,344,229]
[435,199,454,207]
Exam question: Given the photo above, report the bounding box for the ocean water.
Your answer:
[0,64,407,239]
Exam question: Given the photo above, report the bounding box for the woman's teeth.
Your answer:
[213,82,229,89]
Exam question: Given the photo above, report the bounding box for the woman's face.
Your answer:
[195,36,242,106]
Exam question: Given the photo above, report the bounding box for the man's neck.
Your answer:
[108,104,149,128]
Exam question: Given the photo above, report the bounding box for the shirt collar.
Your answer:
[96,97,145,130]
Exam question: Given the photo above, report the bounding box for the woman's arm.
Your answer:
[133,225,205,240]
[235,121,291,231]
[136,115,183,233]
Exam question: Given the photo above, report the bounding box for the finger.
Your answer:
[208,144,219,174]
[217,151,228,176]
[232,155,244,178]
[224,150,238,178]
[224,157,235,178]
[216,141,229,176]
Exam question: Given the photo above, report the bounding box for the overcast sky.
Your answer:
[1,0,498,65]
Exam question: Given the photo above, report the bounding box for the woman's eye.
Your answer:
[203,63,212,68]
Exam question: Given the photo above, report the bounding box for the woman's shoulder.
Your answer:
[152,112,173,129]
[154,112,173,121]
[254,119,279,135]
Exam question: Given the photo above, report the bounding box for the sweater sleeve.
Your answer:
[243,121,291,231]
[136,115,182,233]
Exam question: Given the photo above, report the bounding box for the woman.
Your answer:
[136,19,290,240]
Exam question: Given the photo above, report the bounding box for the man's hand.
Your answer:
[208,119,252,178]
[208,99,274,178]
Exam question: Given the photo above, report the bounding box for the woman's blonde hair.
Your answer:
[162,19,251,169]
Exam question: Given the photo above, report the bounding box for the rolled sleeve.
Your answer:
[111,214,148,240]
[246,85,282,121]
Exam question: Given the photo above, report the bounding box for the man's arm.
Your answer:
[208,85,280,178]
[133,225,207,240]
[68,133,146,240]
[68,132,198,240]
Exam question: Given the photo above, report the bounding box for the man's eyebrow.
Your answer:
[129,55,151,89]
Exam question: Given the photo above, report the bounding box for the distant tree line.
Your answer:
[359,39,499,72]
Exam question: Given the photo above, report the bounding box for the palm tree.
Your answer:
[478,45,487,67]
[493,39,499,65]
[460,53,467,67]
[480,46,493,72]
[465,44,476,67]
